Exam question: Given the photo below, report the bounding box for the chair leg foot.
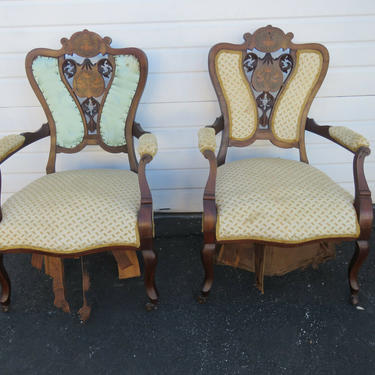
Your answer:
[145,301,158,311]
[348,240,369,305]
[0,254,11,312]
[199,243,216,301]
[142,249,159,308]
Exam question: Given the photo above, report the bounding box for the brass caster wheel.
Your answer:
[1,304,9,313]
[145,301,158,311]
[197,294,208,304]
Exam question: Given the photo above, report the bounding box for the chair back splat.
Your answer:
[25,29,147,173]
[209,25,329,165]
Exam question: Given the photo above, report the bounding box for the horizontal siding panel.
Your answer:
[0,97,374,134]
[3,41,375,79]
[0,0,374,28]
[0,3,374,209]
[1,16,375,54]
[1,120,374,154]
[1,67,375,108]
[2,144,374,175]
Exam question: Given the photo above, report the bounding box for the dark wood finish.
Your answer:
[0,254,10,312]
[0,30,157,319]
[208,25,329,165]
[0,123,50,222]
[306,117,373,304]
[132,121,150,139]
[78,257,91,322]
[349,240,370,305]
[142,249,158,310]
[25,29,148,173]
[199,243,216,302]
[200,26,373,304]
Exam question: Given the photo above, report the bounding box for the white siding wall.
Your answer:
[0,0,374,211]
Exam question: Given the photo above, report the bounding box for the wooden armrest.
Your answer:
[305,118,370,154]
[132,121,150,139]
[0,123,50,165]
[0,135,26,164]
[306,118,372,239]
[0,123,50,222]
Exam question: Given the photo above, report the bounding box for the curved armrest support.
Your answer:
[137,154,153,248]
[198,118,223,243]
[0,123,50,165]
[0,123,50,222]
[306,118,372,239]
[202,150,217,243]
[329,126,369,153]
[306,118,370,154]
[353,147,373,240]
[132,121,150,139]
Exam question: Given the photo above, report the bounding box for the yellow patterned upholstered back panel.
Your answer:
[271,50,323,143]
[215,50,258,141]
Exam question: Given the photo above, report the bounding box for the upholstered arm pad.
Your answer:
[138,133,158,158]
[0,134,25,163]
[198,127,216,154]
[329,126,370,152]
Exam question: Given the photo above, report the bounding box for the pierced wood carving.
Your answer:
[242,27,295,129]
[61,56,114,134]
[60,29,112,58]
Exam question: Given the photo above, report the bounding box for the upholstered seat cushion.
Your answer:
[0,169,141,253]
[215,158,359,243]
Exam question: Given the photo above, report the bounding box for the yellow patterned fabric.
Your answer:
[329,126,370,152]
[271,50,323,142]
[215,158,359,243]
[0,169,141,253]
[215,50,258,140]
[0,134,25,163]
[138,133,158,158]
[198,127,216,153]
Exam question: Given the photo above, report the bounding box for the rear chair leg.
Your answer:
[198,243,216,303]
[142,249,158,310]
[0,254,11,312]
[348,240,369,305]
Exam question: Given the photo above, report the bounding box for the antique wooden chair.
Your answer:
[198,25,372,305]
[0,30,158,320]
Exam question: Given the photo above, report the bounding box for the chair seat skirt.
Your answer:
[0,169,141,253]
[215,158,359,243]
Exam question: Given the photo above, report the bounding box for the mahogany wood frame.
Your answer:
[199,26,373,305]
[0,30,158,317]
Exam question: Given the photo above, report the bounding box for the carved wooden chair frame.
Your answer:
[0,30,158,320]
[199,25,373,305]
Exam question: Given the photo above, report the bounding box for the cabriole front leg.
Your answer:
[142,249,158,310]
[348,240,369,305]
[198,243,216,303]
[0,254,11,312]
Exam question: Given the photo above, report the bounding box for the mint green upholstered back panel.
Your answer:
[32,56,84,149]
[99,55,140,147]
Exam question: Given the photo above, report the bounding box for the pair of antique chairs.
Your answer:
[0,27,372,321]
